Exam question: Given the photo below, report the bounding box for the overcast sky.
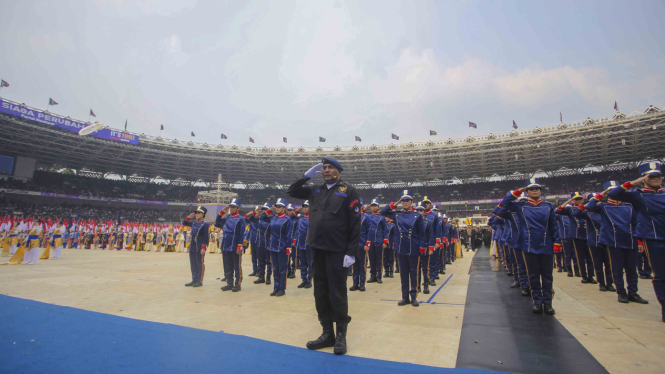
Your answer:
[1,0,664,147]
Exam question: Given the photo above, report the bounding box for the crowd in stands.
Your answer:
[0,201,187,223]
[0,168,637,205]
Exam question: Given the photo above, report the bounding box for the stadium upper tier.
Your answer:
[1,99,664,185]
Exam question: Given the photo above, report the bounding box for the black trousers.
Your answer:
[312,248,351,324]
[523,252,554,306]
[383,247,394,275]
[222,251,242,287]
[189,248,205,283]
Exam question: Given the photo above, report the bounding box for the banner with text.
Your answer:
[0,99,139,145]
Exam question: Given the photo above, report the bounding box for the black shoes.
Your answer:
[270,291,277,296]
[367,277,377,283]
[398,299,410,306]
[507,272,513,276]
[544,304,555,315]
[304,283,312,289]
[521,288,531,297]
[557,268,563,273]
[254,277,265,284]
[628,294,649,304]
[411,299,419,307]
[221,277,227,282]
[298,282,308,288]
[249,271,257,277]
[232,286,241,292]
[510,281,520,288]
[618,293,629,303]
[287,274,296,279]
[185,281,195,287]
[349,285,359,291]
[574,271,581,277]
[430,280,436,286]
[532,304,543,314]
[192,282,202,287]
[599,283,608,292]
[423,285,430,294]
[377,279,383,284]
[334,323,348,355]
[221,285,233,291]
[306,322,336,350]
[581,278,590,284]
[276,290,285,297]
[266,278,271,285]
[639,273,653,279]
[359,286,366,292]
[567,271,574,277]
[606,283,616,292]
[589,277,598,284]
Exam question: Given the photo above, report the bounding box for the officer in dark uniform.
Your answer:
[182,206,211,287]
[287,157,361,356]
[215,198,246,292]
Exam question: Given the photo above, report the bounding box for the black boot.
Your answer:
[397,299,410,306]
[566,265,573,277]
[532,304,543,314]
[606,283,616,292]
[521,288,531,297]
[628,293,649,304]
[618,292,629,303]
[349,285,359,291]
[221,284,233,291]
[185,281,195,287]
[581,277,590,284]
[266,278,271,285]
[253,277,265,284]
[599,283,608,292]
[306,322,335,350]
[544,304,555,315]
[334,323,348,355]
[510,281,520,288]
[411,298,419,307]
[574,268,581,277]
[249,271,257,277]
[429,280,436,286]
[588,277,597,284]
[367,277,377,283]
[423,283,430,294]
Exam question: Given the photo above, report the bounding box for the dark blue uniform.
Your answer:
[215,212,246,289]
[294,213,312,286]
[557,202,594,282]
[574,199,613,289]
[182,216,210,285]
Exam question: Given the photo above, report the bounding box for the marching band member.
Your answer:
[381,190,427,307]
[247,203,274,286]
[557,192,595,284]
[383,217,395,278]
[608,162,664,322]
[365,199,388,285]
[350,205,369,292]
[247,206,260,277]
[294,201,312,288]
[215,198,246,292]
[265,198,293,297]
[574,193,615,292]
[500,178,561,315]
[423,198,441,285]
[286,204,299,279]
[415,202,434,294]
[182,206,210,288]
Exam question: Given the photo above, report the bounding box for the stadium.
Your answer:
[2,3,665,374]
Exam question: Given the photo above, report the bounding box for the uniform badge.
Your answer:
[338,185,347,193]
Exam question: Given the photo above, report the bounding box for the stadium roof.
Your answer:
[1,101,664,185]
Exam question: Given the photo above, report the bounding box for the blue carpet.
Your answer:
[0,295,504,374]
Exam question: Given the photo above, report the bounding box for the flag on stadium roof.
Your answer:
[48,98,58,106]
[429,130,437,136]
[160,125,164,130]
[0,79,9,87]
[283,137,287,143]
[468,122,477,129]
[191,131,195,137]
[560,112,562,123]
[90,109,96,118]
[512,120,518,129]
[124,119,128,131]
[249,137,255,143]
[614,101,619,111]
[221,133,227,139]
[355,136,361,142]
[319,137,326,142]
[392,133,399,140]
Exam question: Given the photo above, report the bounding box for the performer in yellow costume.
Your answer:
[137,227,146,251]
[146,228,154,252]
[21,221,42,265]
[165,225,176,252]
[208,227,218,254]
[50,222,66,259]
[176,229,186,253]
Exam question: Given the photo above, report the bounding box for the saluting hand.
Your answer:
[517,187,528,193]
[188,212,195,219]
[599,189,610,198]
[629,175,648,187]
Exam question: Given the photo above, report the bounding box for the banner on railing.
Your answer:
[0,98,139,145]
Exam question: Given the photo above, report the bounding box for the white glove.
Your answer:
[303,163,323,179]
[343,255,355,268]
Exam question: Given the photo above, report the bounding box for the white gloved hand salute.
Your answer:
[304,163,323,179]
[343,255,356,268]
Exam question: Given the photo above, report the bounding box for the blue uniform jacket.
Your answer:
[182,217,210,250]
[608,184,665,241]
[385,222,396,249]
[246,211,273,249]
[555,214,571,240]
[573,208,602,247]
[363,212,387,247]
[442,222,452,244]
[556,205,587,240]
[495,206,522,250]
[266,214,293,253]
[294,214,310,250]
[247,219,259,243]
[584,198,637,250]
[214,213,246,252]
[380,204,426,256]
[500,191,560,255]
[423,211,440,248]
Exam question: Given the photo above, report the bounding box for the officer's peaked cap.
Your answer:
[322,157,343,171]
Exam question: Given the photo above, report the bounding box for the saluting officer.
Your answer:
[381,190,427,307]
[286,204,299,279]
[182,206,210,288]
[422,198,441,285]
[287,157,361,356]
[247,206,260,277]
[574,193,615,292]
[500,179,561,315]
[557,192,595,284]
[608,162,664,322]
[585,181,648,304]
[383,216,396,278]
[215,198,246,292]
[247,203,274,285]
[415,202,434,294]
